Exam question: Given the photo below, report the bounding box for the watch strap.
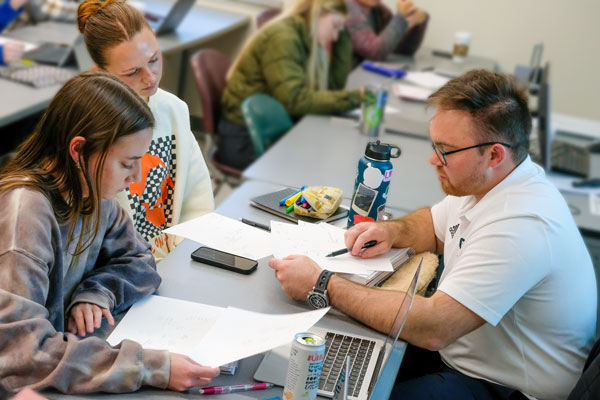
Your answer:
[314,270,334,294]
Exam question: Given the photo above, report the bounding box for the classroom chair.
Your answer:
[190,49,243,194]
[241,94,293,158]
[256,8,281,29]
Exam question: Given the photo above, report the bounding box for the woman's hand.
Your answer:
[68,302,115,337]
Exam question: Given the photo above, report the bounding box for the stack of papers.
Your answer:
[393,83,433,102]
[403,71,450,90]
[107,295,329,368]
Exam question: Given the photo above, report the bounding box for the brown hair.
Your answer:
[427,69,532,164]
[0,71,154,256]
[77,0,150,68]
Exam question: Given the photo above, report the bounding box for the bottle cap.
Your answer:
[364,140,401,161]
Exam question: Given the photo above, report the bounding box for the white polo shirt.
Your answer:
[431,156,597,400]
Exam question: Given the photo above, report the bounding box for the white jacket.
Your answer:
[116,88,214,261]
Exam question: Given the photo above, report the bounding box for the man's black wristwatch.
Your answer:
[307,270,334,309]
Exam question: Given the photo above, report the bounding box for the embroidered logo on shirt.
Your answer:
[449,223,460,239]
[126,135,177,241]
[459,238,465,248]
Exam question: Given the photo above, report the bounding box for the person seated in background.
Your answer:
[0,71,219,394]
[77,0,215,261]
[220,0,363,170]
[269,70,597,399]
[345,0,428,63]
[22,0,80,22]
[0,0,27,65]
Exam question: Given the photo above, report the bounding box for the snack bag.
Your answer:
[294,186,343,219]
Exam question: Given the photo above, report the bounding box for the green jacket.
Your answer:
[222,15,362,126]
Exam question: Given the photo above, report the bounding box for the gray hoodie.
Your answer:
[0,186,170,394]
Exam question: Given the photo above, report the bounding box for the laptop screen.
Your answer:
[368,257,422,399]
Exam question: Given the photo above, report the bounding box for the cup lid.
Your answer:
[365,140,401,160]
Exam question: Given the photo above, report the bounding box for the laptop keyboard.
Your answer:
[0,65,75,88]
[319,331,377,398]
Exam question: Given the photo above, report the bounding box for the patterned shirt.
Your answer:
[345,0,428,62]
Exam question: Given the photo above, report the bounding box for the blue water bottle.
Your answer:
[347,140,401,227]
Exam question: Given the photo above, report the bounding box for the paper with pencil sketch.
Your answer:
[271,221,394,274]
[106,295,221,354]
[163,212,271,260]
[106,295,328,368]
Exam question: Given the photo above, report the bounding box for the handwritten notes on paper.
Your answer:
[271,221,394,274]
[106,295,328,368]
[163,213,272,260]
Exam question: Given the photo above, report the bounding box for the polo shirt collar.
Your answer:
[456,156,541,221]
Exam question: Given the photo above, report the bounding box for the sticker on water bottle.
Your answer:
[383,169,393,182]
[363,164,383,189]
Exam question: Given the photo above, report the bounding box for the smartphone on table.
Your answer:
[191,246,258,275]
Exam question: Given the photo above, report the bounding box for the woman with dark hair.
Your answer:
[0,71,219,394]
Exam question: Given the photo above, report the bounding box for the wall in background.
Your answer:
[380,0,600,123]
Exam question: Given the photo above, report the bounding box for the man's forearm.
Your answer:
[386,207,440,253]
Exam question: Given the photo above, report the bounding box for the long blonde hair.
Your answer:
[228,0,347,90]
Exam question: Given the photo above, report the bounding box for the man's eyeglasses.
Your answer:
[431,142,512,166]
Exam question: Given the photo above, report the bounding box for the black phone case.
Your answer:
[191,248,257,275]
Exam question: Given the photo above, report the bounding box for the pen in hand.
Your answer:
[325,240,377,257]
[241,218,271,232]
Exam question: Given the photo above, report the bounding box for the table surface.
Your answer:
[0,0,249,127]
[243,114,446,213]
[43,180,406,399]
[345,48,499,139]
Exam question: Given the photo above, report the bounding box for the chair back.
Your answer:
[256,8,281,29]
[242,94,293,157]
[190,49,231,135]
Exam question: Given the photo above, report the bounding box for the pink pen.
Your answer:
[198,382,273,395]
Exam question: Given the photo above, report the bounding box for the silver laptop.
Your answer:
[254,258,423,400]
[144,0,195,36]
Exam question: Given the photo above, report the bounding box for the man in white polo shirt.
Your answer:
[269,70,597,399]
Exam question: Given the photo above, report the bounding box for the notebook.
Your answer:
[144,0,195,35]
[254,258,423,400]
[250,187,348,224]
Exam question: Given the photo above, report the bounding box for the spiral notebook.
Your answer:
[250,187,348,224]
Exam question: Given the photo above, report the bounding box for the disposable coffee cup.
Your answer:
[452,31,471,63]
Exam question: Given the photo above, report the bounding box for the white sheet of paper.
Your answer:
[191,307,329,367]
[393,83,433,102]
[163,213,272,260]
[403,71,450,90]
[0,37,37,52]
[107,295,329,368]
[106,295,222,354]
[271,221,393,274]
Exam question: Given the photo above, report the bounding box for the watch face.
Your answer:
[308,293,328,309]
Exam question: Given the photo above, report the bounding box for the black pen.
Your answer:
[241,218,271,232]
[325,240,377,257]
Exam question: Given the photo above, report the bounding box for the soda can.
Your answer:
[359,85,388,137]
[283,332,326,400]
